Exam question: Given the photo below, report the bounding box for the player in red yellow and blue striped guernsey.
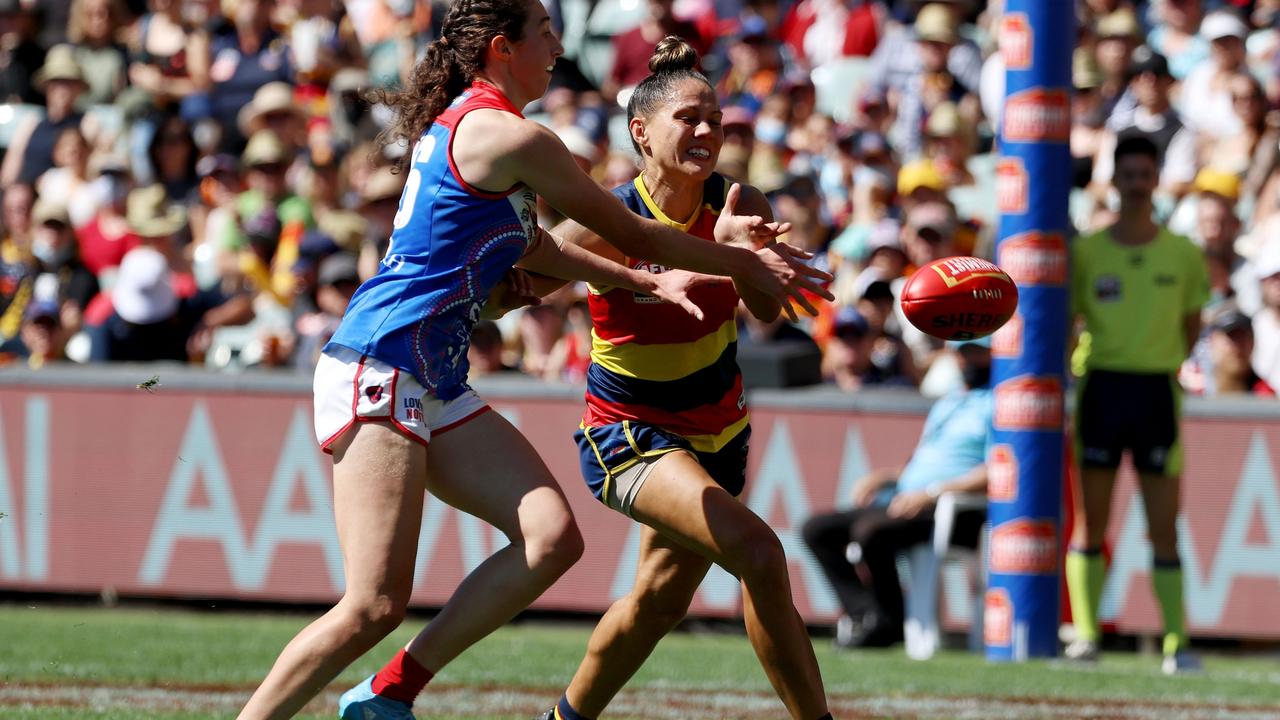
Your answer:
[537,37,835,720]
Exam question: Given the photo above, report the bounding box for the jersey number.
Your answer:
[385,135,438,267]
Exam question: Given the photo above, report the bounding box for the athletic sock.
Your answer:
[554,695,595,720]
[371,648,434,704]
[1065,548,1105,643]
[1152,559,1188,655]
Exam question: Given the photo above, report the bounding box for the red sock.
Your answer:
[371,648,434,704]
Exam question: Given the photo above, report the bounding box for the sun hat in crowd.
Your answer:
[32,199,70,227]
[1073,48,1103,90]
[1096,9,1140,41]
[126,184,187,238]
[113,247,177,324]
[914,3,959,45]
[1201,11,1248,42]
[34,44,86,90]
[242,130,288,168]
[1194,168,1241,202]
[898,159,947,197]
[237,82,300,137]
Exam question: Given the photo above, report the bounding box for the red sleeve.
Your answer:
[842,3,880,57]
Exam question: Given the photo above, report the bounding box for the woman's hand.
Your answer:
[713,182,792,249]
[747,243,834,321]
[645,269,730,321]
[481,268,541,319]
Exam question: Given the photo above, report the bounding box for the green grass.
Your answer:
[1,604,1279,718]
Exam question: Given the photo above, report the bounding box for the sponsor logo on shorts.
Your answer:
[992,313,1023,358]
[1003,88,1070,143]
[365,386,384,403]
[984,588,1013,647]
[995,375,1063,430]
[402,396,424,423]
[990,519,1058,575]
[989,444,1018,502]
[996,158,1029,215]
[1000,13,1032,70]
[998,233,1067,287]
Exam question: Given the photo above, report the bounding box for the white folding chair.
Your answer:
[902,491,987,660]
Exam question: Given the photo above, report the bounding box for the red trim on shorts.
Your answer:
[319,419,356,455]
[433,405,492,437]
[387,367,423,444]
[351,356,366,416]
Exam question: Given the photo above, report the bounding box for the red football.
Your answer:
[900,256,1019,340]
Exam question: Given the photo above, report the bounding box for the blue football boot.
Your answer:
[337,675,416,720]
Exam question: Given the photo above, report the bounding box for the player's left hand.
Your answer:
[482,268,541,319]
[887,490,935,519]
[649,269,730,321]
[713,182,793,249]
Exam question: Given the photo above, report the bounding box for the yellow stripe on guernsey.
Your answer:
[590,318,737,380]
[633,174,717,230]
[683,413,751,453]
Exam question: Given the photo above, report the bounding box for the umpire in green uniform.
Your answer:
[1065,136,1208,674]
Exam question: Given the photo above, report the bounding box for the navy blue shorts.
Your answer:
[575,421,751,508]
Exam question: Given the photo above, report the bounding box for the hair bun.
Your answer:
[648,36,699,75]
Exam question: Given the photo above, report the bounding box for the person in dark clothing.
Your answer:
[88,245,251,362]
[2,45,86,187]
[802,339,991,648]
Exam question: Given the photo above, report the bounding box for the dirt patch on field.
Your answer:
[1,680,1275,719]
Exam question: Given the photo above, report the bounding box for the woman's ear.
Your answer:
[488,34,514,64]
[629,116,648,154]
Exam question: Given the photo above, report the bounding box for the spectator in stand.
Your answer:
[190,152,240,256]
[302,150,365,256]
[14,297,69,368]
[894,200,957,370]
[468,319,519,376]
[353,166,404,281]
[0,184,36,343]
[202,0,293,151]
[716,16,783,111]
[1093,9,1141,121]
[897,158,948,212]
[88,245,252,362]
[802,337,990,648]
[0,0,46,105]
[543,296,593,383]
[2,45,87,188]
[289,250,358,370]
[125,0,206,156]
[922,102,974,189]
[1148,0,1208,81]
[76,155,138,279]
[1091,49,1196,208]
[238,81,307,154]
[29,200,98,324]
[885,4,977,159]
[1202,310,1275,397]
[779,0,881,69]
[1250,245,1280,391]
[823,305,916,391]
[1187,170,1256,316]
[1180,10,1248,142]
[68,0,130,107]
[867,1,981,112]
[772,174,834,259]
[231,130,314,297]
[604,0,708,105]
[147,113,200,204]
[1207,73,1280,200]
[35,129,94,226]
[1072,48,1108,190]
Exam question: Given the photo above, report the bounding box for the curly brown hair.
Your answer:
[370,0,532,169]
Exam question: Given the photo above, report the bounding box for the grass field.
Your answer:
[3,604,1280,719]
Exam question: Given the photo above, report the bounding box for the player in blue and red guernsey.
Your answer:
[237,1,831,718]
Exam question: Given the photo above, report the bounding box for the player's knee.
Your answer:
[343,593,409,636]
[526,513,584,575]
[724,524,787,581]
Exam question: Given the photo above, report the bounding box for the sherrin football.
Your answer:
[900,256,1018,340]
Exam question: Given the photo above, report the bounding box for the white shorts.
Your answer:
[313,346,490,453]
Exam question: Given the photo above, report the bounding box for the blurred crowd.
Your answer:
[2,0,1278,400]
